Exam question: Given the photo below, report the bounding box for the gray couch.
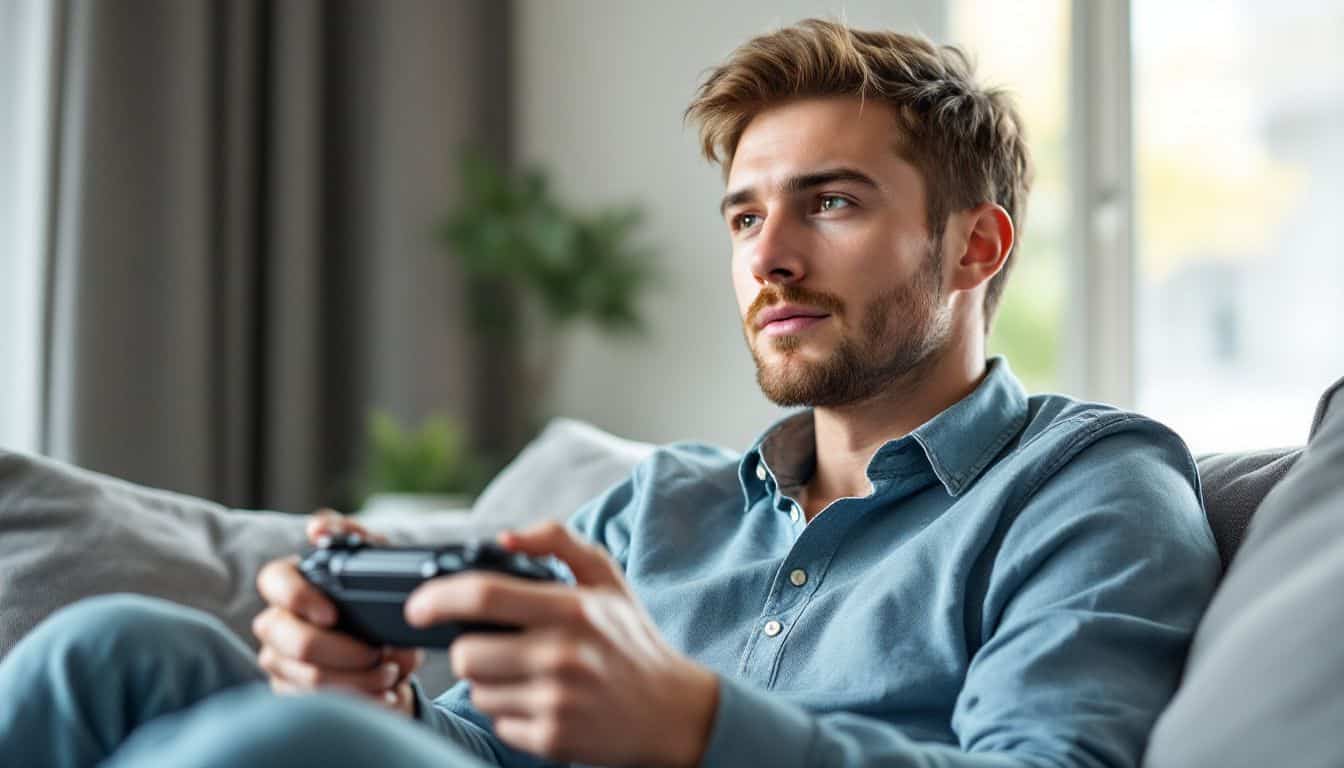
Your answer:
[0,387,1339,758]
[0,418,653,694]
[1145,375,1344,768]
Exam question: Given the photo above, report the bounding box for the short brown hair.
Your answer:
[686,19,1033,330]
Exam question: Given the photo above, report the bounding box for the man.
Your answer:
[0,20,1219,767]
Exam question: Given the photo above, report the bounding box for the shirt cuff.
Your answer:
[408,676,477,744]
[409,677,443,729]
[700,676,816,768]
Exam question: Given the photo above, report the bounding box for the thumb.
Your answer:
[306,509,388,545]
[498,521,623,589]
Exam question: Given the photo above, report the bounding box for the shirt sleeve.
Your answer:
[700,423,1221,768]
[408,677,508,764]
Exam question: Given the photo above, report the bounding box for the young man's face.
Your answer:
[722,97,952,407]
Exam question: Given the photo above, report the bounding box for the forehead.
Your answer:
[726,97,921,194]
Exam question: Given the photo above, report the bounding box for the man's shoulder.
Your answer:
[628,440,745,492]
[980,394,1219,619]
[1015,393,1195,473]
[1021,392,1173,442]
[976,393,1205,521]
[568,440,747,557]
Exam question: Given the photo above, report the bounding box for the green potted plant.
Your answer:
[358,411,487,516]
[439,150,657,461]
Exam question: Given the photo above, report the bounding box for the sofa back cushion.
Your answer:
[1195,447,1300,567]
[1146,377,1344,767]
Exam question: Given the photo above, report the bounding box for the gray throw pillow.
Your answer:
[0,449,308,660]
[1146,375,1344,768]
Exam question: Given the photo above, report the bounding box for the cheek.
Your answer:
[730,252,757,316]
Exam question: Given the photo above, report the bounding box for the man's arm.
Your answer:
[697,426,1220,767]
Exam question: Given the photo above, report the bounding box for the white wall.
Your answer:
[513,0,945,449]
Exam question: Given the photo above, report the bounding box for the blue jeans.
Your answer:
[0,594,493,767]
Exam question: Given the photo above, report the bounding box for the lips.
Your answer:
[755,304,831,331]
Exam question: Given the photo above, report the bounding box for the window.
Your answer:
[1133,0,1344,452]
[0,0,55,453]
[952,0,1339,452]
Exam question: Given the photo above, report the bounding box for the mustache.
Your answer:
[746,284,845,329]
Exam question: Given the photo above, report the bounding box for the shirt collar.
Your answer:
[739,357,1029,505]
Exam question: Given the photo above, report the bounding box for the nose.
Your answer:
[749,211,807,287]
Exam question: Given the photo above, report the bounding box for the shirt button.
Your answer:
[763,620,783,637]
[755,464,767,481]
[789,569,808,587]
[789,504,801,523]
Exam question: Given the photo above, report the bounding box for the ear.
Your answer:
[946,202,1014,294]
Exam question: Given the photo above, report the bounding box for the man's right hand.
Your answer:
[252,510,424,715]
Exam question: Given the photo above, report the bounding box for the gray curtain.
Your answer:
[39,0,510,512]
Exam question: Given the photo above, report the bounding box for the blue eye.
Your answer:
[818,195,851,212]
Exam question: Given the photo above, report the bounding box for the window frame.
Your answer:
[1066,0,1137,406]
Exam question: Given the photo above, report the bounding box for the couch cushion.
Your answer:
[1195,447,1300,567]
[467,417,654,532]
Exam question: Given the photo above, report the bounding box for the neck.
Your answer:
[800,333,987,520]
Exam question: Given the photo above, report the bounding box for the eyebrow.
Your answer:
[718,167,881,216]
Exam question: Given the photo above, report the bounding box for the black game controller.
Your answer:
[298,533,567,648]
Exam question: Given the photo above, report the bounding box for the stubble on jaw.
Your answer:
[747,243,949,408]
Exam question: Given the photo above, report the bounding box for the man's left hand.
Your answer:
[405,522,720,768]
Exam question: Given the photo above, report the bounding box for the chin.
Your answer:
[756,334,827,358]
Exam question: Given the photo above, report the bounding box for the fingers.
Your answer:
[382,680,415,714]
[469,681,550,719]
[450,633,535,684]
[384,647,425,681]
[257,644,403,694]
[405,573,581,630]
[450,630,599,690]
[498,522,622,588]
[256,557,336,627]
[306,508,388,545]
[251,606,382,670]
[493,712,581,763]
[263,654,414,715]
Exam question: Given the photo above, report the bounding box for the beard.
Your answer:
[746,243,951,408]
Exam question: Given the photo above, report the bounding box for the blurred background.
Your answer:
[1,0,1340,513]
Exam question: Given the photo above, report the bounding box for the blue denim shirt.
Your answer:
[415,358,1221,767]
